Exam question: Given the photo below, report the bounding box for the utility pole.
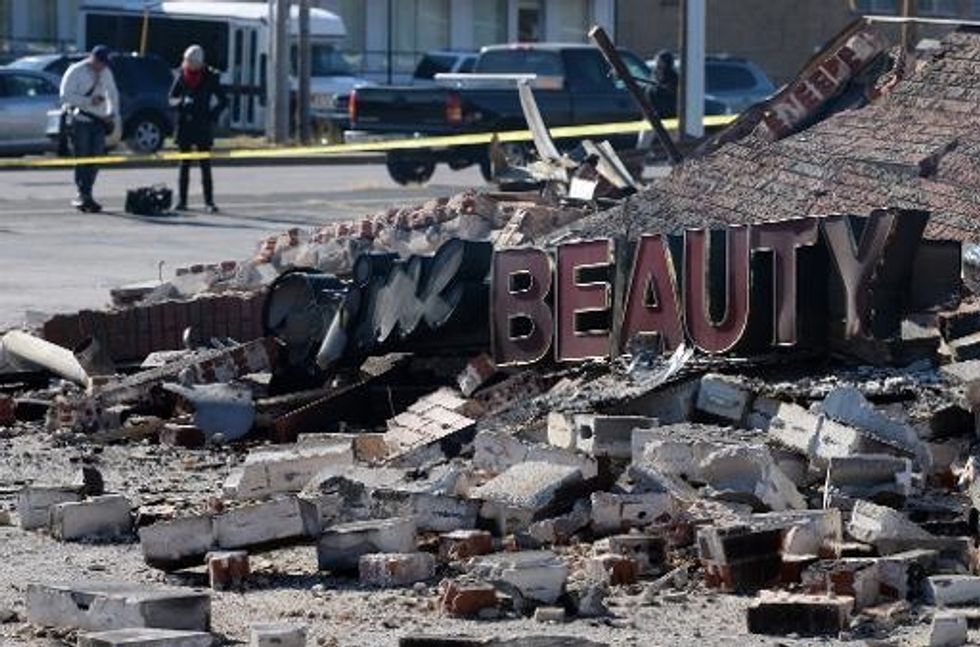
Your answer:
[678,0,705,140]
[386,0,394,85]
[900,0,917,51]
[298,0,312,144]
[266,0,290,143]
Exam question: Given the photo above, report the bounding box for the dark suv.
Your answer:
[14,52,175,152]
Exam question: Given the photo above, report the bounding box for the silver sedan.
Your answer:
[0,68,61,155]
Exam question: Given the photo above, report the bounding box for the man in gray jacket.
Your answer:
[60,45,118,213]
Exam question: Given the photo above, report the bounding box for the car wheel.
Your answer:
[127,114,164,153]
[386,152,436,186]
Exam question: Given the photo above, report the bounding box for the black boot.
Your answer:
[177,160,190,210]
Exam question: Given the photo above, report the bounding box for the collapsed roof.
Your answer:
[575,27,980,244]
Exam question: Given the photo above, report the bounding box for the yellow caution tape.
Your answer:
[0,115,737,169]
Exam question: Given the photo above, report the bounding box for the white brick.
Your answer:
[223,443,353,500]
[927,575,980,607]
[317,517,416,572]
[78,628,213,647]
[213,497,317,550]
[16,486,81,530]
[590,492,675,535]
[359,552,435,587]
[696,374,754,423]
[930,611,968,647]
[49,495,132,541]
[249,623,307,647]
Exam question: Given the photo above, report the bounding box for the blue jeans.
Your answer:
[72,120,105,198]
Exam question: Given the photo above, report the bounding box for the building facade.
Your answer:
[319,0,615,80]
[6,0,980,81]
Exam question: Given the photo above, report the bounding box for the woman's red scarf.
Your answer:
[183,66,204,90]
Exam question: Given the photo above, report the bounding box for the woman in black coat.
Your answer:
[169,44,228,212]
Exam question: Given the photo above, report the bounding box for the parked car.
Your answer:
[647,54,776,114]
[346,43,656,184]
[0,68,61,155]
[411,50,478,85]
[7,52,86,78]
[13,51,176,153]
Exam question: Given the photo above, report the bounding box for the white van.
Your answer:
[79,0,372,132]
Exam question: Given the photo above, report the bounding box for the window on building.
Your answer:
[918,0,959,15]
[553,0,590,42]
[474,0,507,47]
[518,0,543,42]
[973,0,980,15]
[393,0,450,74]
[855,0,898,13]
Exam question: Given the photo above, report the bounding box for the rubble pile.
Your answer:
[574,29,980,251]
[11,22,980,647]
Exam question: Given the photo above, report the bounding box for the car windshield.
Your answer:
[414,54,457,80]
[706,63,760,92]
[308,44,353,77]
[7,57,50,72]
[476,49,564,76]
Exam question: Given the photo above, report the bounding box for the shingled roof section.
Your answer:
[577,29,980,243]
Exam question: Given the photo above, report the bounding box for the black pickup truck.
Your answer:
[345,43,654,185]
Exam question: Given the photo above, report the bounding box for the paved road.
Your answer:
[0,162,486,330]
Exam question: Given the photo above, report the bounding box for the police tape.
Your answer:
[0,115,738,169]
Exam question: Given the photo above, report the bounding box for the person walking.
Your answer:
[60,45,118,213]
[170,45,228,212]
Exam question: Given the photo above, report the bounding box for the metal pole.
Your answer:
[900,0,917,51]
[298,0,311,144]
[386,0,393,85]
[266,0,277,142]
[588,25,682,165]
[140,9,150,55]
[680,0,705,140]
[274,0,290,142]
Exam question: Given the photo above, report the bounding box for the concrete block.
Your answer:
[438,530,493,562]
[359,552,435,587]
[926,575,980,606]
[767,402,867,465]
[317,517,416,573]
[475,429,597,479]
[471,461,583,534]
[746,591,853,636]
[824,454,912,508]
[695,373,754,423]
[468,551,568,607]
[533,606,566,623]
[249,623,307,647]
[50,495,132,541]
[213,496,318,550]
[578,415,657,459]
[17,486,81,530]
[206,551,249,591]
[140,515,216,570]
[930,611,968,647]
[370,490,480,533]
[619,378,699,424]
[26,581,210,632]
[223,443,353,499]
[847,500,934,555]
[590,492,674,535]
[877,549,938,600]
[527,500,591,545]
[819,387,925,464]
[78,628,212,647]
[699,445,805,511]
[440,579,497,617]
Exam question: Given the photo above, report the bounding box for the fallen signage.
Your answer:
[491,209,949,364]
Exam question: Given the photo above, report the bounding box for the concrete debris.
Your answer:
[49,494,133,542]
[249,623,307,647]
[746,591,853,636]
[78,628,213,647]
[224,442,354,499]
[359,552,436,587]
[317,517,417,573]
[930,611,968,647]
[467,551,568,611]
[26,581,210,632]
[11,26,980,645]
